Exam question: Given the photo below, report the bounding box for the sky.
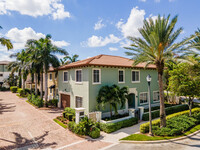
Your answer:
[0,0,199,61]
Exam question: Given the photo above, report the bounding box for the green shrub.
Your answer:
[67,116,100,138]
[10,86,18,93]
[100,117,138,133]
[28,94,43,108]
[89,127,100,139]
[142,104,189,121]
[63,107,75,121]
[48,99,58,107]
[0,87,9,91]
[140,107,200,133]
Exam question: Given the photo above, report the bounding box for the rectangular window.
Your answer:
[93,69,100,84]
[118,70,124,83]
[76,70,82,82]
[50,88,52,94]
[76,96,83,108]
[140,92,148,104]
[63,71,68,82]
[153,91,159,102]
[49,73,52,81]
[132,70,140,82]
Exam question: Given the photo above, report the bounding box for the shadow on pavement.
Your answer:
[0,99,16,115]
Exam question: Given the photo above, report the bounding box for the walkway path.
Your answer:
[0,91,111,150]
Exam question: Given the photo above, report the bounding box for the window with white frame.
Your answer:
[76,70,82,82]
[63,71,68,82]
[93,69,100,83]
[153,91,159,102]
[50,88,52,94]
[118,70,124,83]
[132,70,140,82]
[49,73,52,81]
[140,92,148,104]
[76,96,83,108]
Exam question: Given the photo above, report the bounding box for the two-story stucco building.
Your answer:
[0,61,12,87]
[57,54,159,117]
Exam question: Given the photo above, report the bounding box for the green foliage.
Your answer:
[97,84,128,117]
[67,116,100,139]
[0,86,9,91]
[100,117,138,133]
[10,86,18,93]
[144,103,176,113]
[3,74,18,87]
[48,99,58,107]
[140,107,200,133]
[28,94,43,108]
[63,107,75,121]
[142,104,189,121]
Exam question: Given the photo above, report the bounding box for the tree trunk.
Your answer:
[44,71,48,107]
[188,97,193,117]
[40,73,43,100]
[34,73,38,95]
[110,104,112,118]
[157,66,166,128]
[22,75,25,90]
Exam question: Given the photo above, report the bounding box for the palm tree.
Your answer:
[125,15,193,127]
[0,26,13,50]
[8,50,30,90]
[97,84,128,118]
[27,35,68,106]
[62,54,79,64]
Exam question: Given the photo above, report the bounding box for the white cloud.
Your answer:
[116,6,145,38]
[109,47,118,51]
[94,19,105,30]
[84,34,121,47]
[52,40,70,47]
[0,0,70,20]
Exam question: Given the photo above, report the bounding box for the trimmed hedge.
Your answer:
[10,86,18,93]
[144,103,176,113]
[142,104,189,121]
[27,94,43,108]
[100,117,138,133]
[63,107,75,121]
[48,99,58,107]
[140,107,200,133]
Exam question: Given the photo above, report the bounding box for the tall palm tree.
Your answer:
[125,15,193,127]
[0,26,13,50]
[27,35,68,106]
[8,50,30,90]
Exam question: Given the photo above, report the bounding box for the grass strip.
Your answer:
[53,118,67,129]
[121,124,200,141]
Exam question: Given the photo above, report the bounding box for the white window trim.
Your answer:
[49,73,52,81]
[118,69,125,83]
[92,68,101,84]
[75,69,83,84]
[153,91,160,103]
[63,71,69,83]
[131,70,140,83]
[139,92,148,105]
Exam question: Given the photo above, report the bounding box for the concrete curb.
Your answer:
[120,130,200,144]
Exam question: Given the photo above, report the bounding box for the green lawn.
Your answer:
[53,118,67,129]
[121,124,200,141]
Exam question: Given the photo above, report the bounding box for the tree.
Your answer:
[27,35,68,106]
[0,26,13,50]
[8,50,30,90]
[97,84,128,118]
[125,15,193,127]
[3,74,18,87]
[61,54,79,65]
[168,63,200,116]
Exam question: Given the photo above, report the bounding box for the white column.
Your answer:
[138,106,144,120]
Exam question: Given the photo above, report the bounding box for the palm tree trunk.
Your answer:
[22,75,25,90]
[40,73,43,100]
[34,73,38,95]
[44,71,48,107]
[110,104,112,118]
[158,67,166,128]
[188,97,192,116]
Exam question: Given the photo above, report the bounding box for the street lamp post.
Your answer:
[146,74,153,136]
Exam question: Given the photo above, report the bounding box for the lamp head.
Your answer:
[146,74,151,82]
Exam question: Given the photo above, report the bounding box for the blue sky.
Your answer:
[0,0,199,61]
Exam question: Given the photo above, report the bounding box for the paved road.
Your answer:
[0,91,111,150]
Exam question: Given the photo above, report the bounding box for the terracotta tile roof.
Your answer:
[58,54,156,70]
[0,61,10,65]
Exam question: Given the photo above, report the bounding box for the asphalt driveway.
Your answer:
[0,91,111,150]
